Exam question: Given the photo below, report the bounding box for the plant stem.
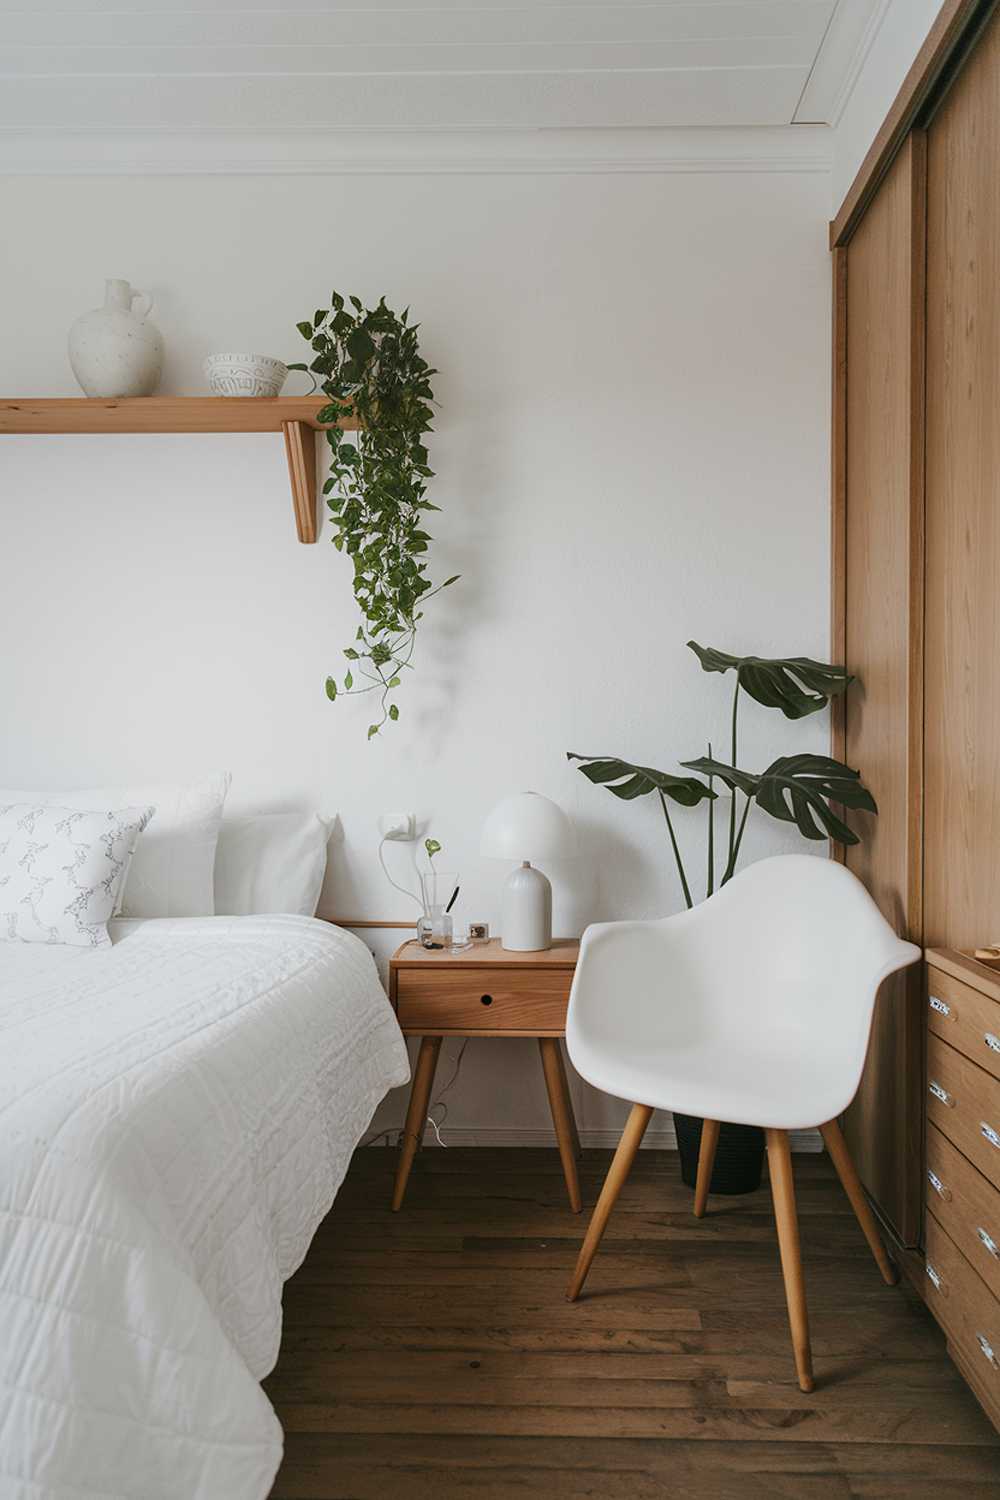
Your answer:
[658,790,693,910]
[706,741,714,899]
[727,675,740,867]
[721,795,752,885]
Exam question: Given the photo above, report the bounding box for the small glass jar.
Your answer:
[417,909,453,950]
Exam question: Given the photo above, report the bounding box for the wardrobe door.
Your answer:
[924,8,1000,951]
[840,134,925,1246]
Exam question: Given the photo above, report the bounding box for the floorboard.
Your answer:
[265,1147,1000,1498]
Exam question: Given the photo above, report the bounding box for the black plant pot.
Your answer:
[674,1113,765,1195]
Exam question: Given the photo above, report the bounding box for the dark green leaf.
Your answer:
[344,648,359,660]
[687,641,853,719]
[296,321,313,340]
[325,677,337,701]
[683,753,875,845]
[388,704,399,721]
[567,752,715,807]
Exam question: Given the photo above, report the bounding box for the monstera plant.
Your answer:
[568,641,877,1197]
[569,641,874,908]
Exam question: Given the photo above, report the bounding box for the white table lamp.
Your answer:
[481,791,577,951]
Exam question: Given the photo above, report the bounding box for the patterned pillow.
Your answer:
[0,802,154,947]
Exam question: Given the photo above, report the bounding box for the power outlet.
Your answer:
[379,812,415,841]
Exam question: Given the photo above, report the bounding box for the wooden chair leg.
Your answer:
[820,1118,898,1286]
[765,1128,815,1393]
[391,1037,442,1212]
[566,1103,653,1302]
[693,1118,720,1218]
[538,1038,582,1213]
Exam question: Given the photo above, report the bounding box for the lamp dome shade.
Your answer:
[481,792,577,861]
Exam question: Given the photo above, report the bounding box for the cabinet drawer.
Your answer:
[926,1122,1000,1302]
[395,967,572,1032]
[924,1214,1000,1415]
[928,964,1000,1082]
[927,1034,1000,1192]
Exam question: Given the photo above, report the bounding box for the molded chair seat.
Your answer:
[564,855,920,1392]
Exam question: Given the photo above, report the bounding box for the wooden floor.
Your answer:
[265,1146,1000,1499]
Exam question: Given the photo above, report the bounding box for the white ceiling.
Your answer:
[0,1,886,138]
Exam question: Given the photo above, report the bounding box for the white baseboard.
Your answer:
[406,1125,823,1152]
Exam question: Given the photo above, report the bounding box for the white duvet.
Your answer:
[0,915,409,1500]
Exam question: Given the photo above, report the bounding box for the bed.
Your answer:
[0,912,409,1500]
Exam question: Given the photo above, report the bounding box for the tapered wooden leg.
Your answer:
[539,1038,582,1212]
[693,1118,721,1218]
[820,1118,898,1286]
[566,1103,654,1301]
[766,1128,815,1393]
[554,1042,583,1159]
[391,1037,442,1212]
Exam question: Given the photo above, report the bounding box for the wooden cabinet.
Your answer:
[832,0,1000,1432]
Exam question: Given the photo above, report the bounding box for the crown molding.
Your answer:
[0,125,833,177]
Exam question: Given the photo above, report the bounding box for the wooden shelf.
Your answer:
[0,396,358,542]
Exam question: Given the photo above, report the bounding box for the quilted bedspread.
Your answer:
[0,915,409,1500]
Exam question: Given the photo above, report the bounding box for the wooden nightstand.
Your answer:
[388,937,581,1212]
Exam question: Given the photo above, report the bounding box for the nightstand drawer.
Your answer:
[928,964,1000,1083]
[395,967,572,1032]
[927,1033,1000,1193]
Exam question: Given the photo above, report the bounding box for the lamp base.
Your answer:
[501,862,552,951]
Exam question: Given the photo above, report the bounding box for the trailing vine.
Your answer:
[289,293,457,738]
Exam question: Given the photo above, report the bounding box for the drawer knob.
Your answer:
[977,1333,998,1368]
[480,993,494,1007]
[977,1226,1000,1259]
[985,1033,1000,1055]
[981,1122,1000,1150]
[927,1168,952,1201]
[929,1080,955,1108]
[926,1260,946,1293]
[929,995,952,1017]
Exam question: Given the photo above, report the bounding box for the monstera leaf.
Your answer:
[687,642,853,720]
[566,753,715,807]
[682,753,875,845]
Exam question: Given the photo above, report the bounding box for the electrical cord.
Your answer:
[425,1037,469,1147]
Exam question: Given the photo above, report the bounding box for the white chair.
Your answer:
[564,853,920,1392]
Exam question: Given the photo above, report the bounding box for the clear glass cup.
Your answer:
[418,870,458,950]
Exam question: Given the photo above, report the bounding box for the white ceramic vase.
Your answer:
[68,279,164,398]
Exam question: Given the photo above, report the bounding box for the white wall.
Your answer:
[832,0,944,210]
[0,165,831,1144]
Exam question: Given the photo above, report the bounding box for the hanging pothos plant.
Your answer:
[289,293,457,738]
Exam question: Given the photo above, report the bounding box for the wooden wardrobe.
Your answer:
[832,0,1000,1424]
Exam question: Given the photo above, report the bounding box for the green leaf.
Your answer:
[286,362,309,372]
[388,704,399,721]
[344,648,359,660]
[325,677,337,701]
[687,642,853,720]
[683,753,875,845]
[387,675,401,688]
[424,838,441,860]
[344,669,353,690]
[367,723,379,739]
[296,320,313,340]
[567,752,715,807]
[442,574,460,587]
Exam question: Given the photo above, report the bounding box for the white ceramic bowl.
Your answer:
[203,352,288,398]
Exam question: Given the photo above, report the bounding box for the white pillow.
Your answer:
[0,801,153,947]
[214,812,331,916]
[0,773,230,918]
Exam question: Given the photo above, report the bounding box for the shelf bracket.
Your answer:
[282,419,318,543]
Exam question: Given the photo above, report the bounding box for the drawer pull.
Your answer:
[927,1168,951,1201]
[977,1333,998,1368]
[986,1033,1000,1055]
[977,1226,1000,1259]
[480,993,493,1007]
[981,1122,1000,1150]
[929,1080,954,1107]
[929,995,952,1017]
[926,1260,945,1293]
